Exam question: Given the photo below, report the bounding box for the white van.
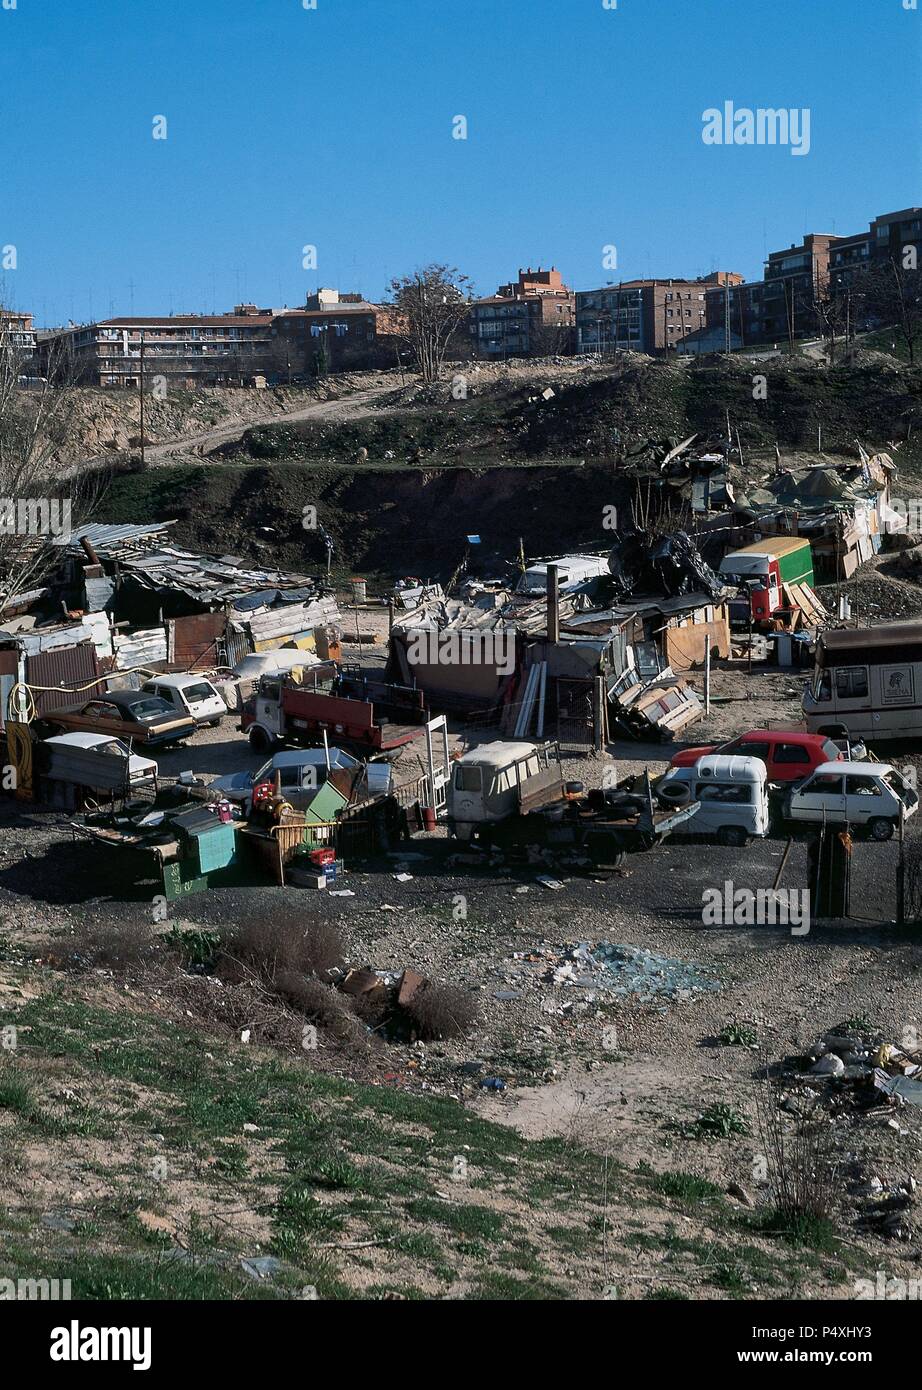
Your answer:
[657,754,770,847]
[142,674,227,727]
[784,761,918,841]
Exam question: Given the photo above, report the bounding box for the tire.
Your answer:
[606,794,647,818]
[717,825,748,848]
[208,718,222,728]
[868,817,895,842]
[585,832,625,870]
[656,781,692,808]
[248,726,274,752]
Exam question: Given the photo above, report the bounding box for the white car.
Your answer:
[142,674,227,727]
[43,733,158,790]
[784,761,918,841]
[209,747,367,815]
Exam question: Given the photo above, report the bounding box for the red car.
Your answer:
[669,729,842,783]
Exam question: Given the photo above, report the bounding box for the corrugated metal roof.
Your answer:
[53,521,176,550]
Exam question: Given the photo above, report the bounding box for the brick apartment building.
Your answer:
[829,206,922,293]
[38,305,278,388]
[37,290,397,387]
[272,288,394,376]
[1,308,37,356]
[576,273,741,355]
[702,207,922,349]
[468,267,575,358]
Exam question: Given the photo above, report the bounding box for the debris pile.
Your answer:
[547,942,721,1004]
[802,1025,922,1107]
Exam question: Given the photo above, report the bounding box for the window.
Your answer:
[835,667,869,699]
[807,774,844,793]
[731,740,771,762]
[454,766,482,792]
[182,682,216,703]
[774,743,811,764]
[695,782,752,803]
[845,775,881,797]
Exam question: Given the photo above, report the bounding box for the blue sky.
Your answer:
[1,0,919,326]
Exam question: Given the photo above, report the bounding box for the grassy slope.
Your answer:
[0,974,869,1301]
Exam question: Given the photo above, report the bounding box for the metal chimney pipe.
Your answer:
[546,563,560,644]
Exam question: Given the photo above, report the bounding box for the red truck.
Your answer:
[240,668,430,755]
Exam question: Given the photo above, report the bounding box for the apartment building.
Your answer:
[38,305,278,388]
[272,288,385,375]
[37,289,398,387]
[829,207,922,293]
[576,273,741,355]
[468,267,575,358]
[705,209,922,350]
[1,308,37,356]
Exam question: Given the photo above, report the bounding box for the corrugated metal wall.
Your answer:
[26,643,104,715]
[168,613,226,671]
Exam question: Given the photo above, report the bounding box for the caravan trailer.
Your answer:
[803,621,922,743]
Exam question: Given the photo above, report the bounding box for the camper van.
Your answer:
[719,536,814,624]
[657,754,770,846]
[803,621,922,744]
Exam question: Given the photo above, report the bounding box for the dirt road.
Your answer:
[145,382,400,464]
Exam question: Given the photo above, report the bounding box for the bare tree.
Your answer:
[388,265,473,383]
[0,324,91,610]
[809,287,850,364]
[860,258,922,363]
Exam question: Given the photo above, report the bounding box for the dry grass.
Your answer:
[219,916,344,983]
[403,981,479,1041]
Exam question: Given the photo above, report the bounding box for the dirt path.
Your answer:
[144,383,401,464]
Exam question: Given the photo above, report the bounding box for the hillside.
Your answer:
[92,350,922,580]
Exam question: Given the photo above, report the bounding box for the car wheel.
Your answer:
[585,832,625,870]
[868,817,895,842]
[208,718,222,728]
[717,825,748,848]
[248,727,274,752]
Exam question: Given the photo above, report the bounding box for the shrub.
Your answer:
[63,919,156,971]
[403,982,478,1041]
[756,1082,839,1230]
[273,973,364,1043]
[220,916,344,983]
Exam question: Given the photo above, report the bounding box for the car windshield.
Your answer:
[128,697,174,720]
[821,739,841,760]
[99,740,128,757]
[182,683,216,703]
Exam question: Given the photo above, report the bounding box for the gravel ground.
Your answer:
[3,640,922,1263]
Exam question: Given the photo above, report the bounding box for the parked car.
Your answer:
[210,747,367,815]
[40,689,197,747]
[783,761,918,840]
[657,754,770,846]
[670,729,841,784]
[41,733,158,792]
[141,674,227,727]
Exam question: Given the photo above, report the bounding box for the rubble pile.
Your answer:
[547,941,721,1004]
[802,1025,922,1107]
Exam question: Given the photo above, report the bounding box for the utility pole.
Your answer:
[725,280,731,354]
[139,331,146,468]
